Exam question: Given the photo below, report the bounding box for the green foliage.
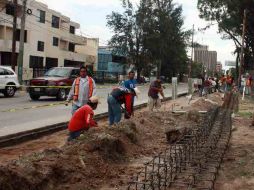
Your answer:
[197,0,254,71]
[191,62,203,78]
[107,0,191,79]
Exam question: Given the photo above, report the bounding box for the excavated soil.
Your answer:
[215,97,254,190]
[0,95,222,190]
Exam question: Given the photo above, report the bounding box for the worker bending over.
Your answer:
[68,96,99,141]
[107,86,140,126]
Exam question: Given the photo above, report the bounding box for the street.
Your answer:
[0,83,187,137]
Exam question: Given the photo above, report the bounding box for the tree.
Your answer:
[107,0,145,79]
[191,61,203,78]
[197,0,254,73]
[107,0,191,79]
[138,0,191,78]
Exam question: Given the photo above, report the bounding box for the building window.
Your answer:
[64,60,84,67]
[37,41,44,52]
[68,43,75,52]
[29,56,44,68]
[53,37,59,46]
[16,29,27,43]
[38,10,46,23]
[46,57,58,69]
[52,15,60,28]
[98,54,110,70]
[70,26,75,34]
[5,4,14,15]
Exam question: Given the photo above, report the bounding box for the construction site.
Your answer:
[0,91,253,190]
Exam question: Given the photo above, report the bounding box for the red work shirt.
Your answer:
[111,87,134,116]
[68,105,97,132]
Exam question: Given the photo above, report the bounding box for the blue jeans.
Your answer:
[107,95,122,125]
[68,130,82,141]
[72,104,80,115]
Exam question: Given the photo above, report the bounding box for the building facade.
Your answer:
[97,46,127,73]
[216,62,222,73]
[0,0,97,80]
[194,45,217,74]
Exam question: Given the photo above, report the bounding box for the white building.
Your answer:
[225,61,236,67]
[0,0,98,80]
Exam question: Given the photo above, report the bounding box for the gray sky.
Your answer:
[37,0,236,66]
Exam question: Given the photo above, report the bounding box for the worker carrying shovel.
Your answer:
[67,96,99,141]
[107,86,140,126]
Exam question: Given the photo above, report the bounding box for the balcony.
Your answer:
[60,35,86,46]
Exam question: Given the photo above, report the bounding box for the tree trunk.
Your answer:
[236,51,240,86]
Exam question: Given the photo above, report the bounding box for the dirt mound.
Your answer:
[209,92,224,104]
[191,98,217,111]
[0,97,209,190]
[187,110,201,122]
[0,121,140,190]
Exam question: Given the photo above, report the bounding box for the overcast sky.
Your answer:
[37,0,236,66]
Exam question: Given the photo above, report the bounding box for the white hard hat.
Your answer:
[89,96,99,103]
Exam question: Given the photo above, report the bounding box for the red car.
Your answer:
[28,67,80,100]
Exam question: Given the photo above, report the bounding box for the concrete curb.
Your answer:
[0,92,188,148]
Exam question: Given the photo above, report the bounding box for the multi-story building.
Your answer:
[0,0,97,80]
[216,61,222,73]
[194,45,217,74]
[97,46,127,73]
[76,38,99,71]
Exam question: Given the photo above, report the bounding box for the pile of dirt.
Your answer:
[209,92,224,105]
[0,121,140,190]
[0,96,212,190]
[190,98,217,111]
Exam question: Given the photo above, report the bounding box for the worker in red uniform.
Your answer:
[68,96,99,141]
[107,86,140,126]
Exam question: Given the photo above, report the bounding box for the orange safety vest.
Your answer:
[246,79,251,86]
[73,77,93,101]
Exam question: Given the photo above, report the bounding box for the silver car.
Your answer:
[0,66,20,97]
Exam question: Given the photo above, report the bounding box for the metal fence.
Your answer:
[127,106,232,190]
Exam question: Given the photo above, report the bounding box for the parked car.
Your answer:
[0,66,20,97]
[27,67,80,101]
[144,77,150,83]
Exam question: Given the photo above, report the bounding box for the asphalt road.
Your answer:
[0,83,187,137]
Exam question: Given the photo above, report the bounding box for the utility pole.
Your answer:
[188,24,194,95]
[11,0,17,71]
[238,9,247,86]
[17,0,27,84]
[189,24,194,78]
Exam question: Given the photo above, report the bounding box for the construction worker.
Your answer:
[124,70,137,110]
[245,73,252,95]
[148,77,165,111]
[225,74,233,92]
[124,71,137,90]
[66,66,97,115]
[107,86,140,126]
[68,96,99,141]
